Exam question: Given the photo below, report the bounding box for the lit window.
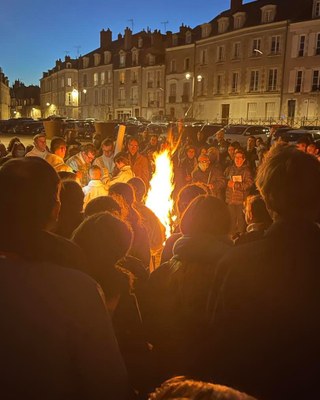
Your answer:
[295,70,303,92]
[298,35,305,57]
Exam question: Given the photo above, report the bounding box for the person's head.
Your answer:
[198,154,210,172]
[256,145,320,221]
[186,145,196,160]
[0,143,8,157]
[244,194,273,226]
[197,130,204,142]
[234,149,246,168]
[149,376,256,400]
[150,135,158,147]
[0,157,60,232]
[33,133,47,152]
[215,129,225,142]
[88,165,102,180]
[114,151,130,169]
[228,143,236,160]
[11,142,26,158]
[256,137,264,147]
[247,136,256,150]
[296,138,308,152]
[59,179,84,217]
[58,171,78,181]
[127,138,139,156]
[50,136,67,159]
[128,177,147,203]
[72,212,133,278]
[181,195,230,237]
[7,137,21,153]
[200,147,208,156]
[92,133,102,150]
[80,143,96,163]
[84,195,122,218]
[101,138,114,158]
[306,142,318,156]
[109,182,135,207]
[207,147,219,164]
[176,183,209,217]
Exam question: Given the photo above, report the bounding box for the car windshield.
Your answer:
[225,126,246,135]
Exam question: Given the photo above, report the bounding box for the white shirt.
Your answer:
[83,179,109,210]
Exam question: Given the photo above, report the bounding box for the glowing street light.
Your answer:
[185,72,203,118]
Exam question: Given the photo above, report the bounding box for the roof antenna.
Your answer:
[128,18,134,31]
[74,45,81,58]
[161,20,169,32]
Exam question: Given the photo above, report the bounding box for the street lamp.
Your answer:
[185,72,203,118]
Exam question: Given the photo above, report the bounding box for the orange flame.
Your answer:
[145,149,175,239]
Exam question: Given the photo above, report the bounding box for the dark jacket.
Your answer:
[192,164,226,199]
[208,219,320,400]
[224,164,254,205]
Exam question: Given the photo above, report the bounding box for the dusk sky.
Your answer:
[0,0,236,86]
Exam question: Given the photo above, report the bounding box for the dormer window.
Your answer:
[201,23,211,38]
[148,54,155,66]
[119,51,126,67]
[66,62,71,69]
[132,49,139,66]
[94,53,101,67]
[104,51,111,64]
[233,12,246,29]
[82,57,89,69]
[313,0,320,18]
[172,34,178,46]
[261,5,277,24]
[185,31,192,44]
[218,18,229,34]
[138,37,143,48]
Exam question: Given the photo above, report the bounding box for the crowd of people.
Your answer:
[0,124,319,400]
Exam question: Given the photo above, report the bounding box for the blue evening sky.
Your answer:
[0,0,236,86]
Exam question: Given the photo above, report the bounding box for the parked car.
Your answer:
[223,125,270,146]
[279,129,320,144]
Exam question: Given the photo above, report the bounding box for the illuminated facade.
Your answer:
[40,0,320,125]
[0,69,10,120]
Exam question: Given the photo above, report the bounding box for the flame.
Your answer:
[145,149,175,239]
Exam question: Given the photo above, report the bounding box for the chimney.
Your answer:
[230,0,242,11]
[151,29,162,48]
[100,28,112,48]
[124,27,132,50]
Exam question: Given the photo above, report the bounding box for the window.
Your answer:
[201,23,211,38]
[94,73,99,86]
[233,42,241,59]
[61,78,64,88]
[316,33,320,55]
[94,54,100,66]
[104,51,111,64]
[119,53,126,67]
[265,102,275,119]
[156,71,161,87]
[138,37,143,48]
[311,70,320,91]
[119,71,125,84]
[119,88,125,100]
[67,77,72,87]
[298,35,305,57]
[170,59,176,73]
[249,70,259,91]
[107,71,112,84]
[132,51,138,65]
[231,72,239,93]
[261,5,276,23]
[101,89,106,104]
[271,36,280,54]
[169,83,176,96]
[172,35,178,46]
[217,46,225,62]
[295,70,303,92]
[66,63,71,69]
[247,103,257,120]
[83,74,87,87]
[218,18,229,34]
[268,68,278,91]
[132,71,138,84]
[148,54,155,66]
[252,38,261,55]
[233,12,246,29]
[147,72,153,88]
[107,88,112,104]
[200,49,207,65]
[66,93,72,105]
[216,74,223,94]
[313,0,320,18]
[100,72,105,85]
[184,57,190,71]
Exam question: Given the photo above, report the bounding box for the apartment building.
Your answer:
[40,0,320,124]
[0,69,10,120]
[11,80,41,119]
